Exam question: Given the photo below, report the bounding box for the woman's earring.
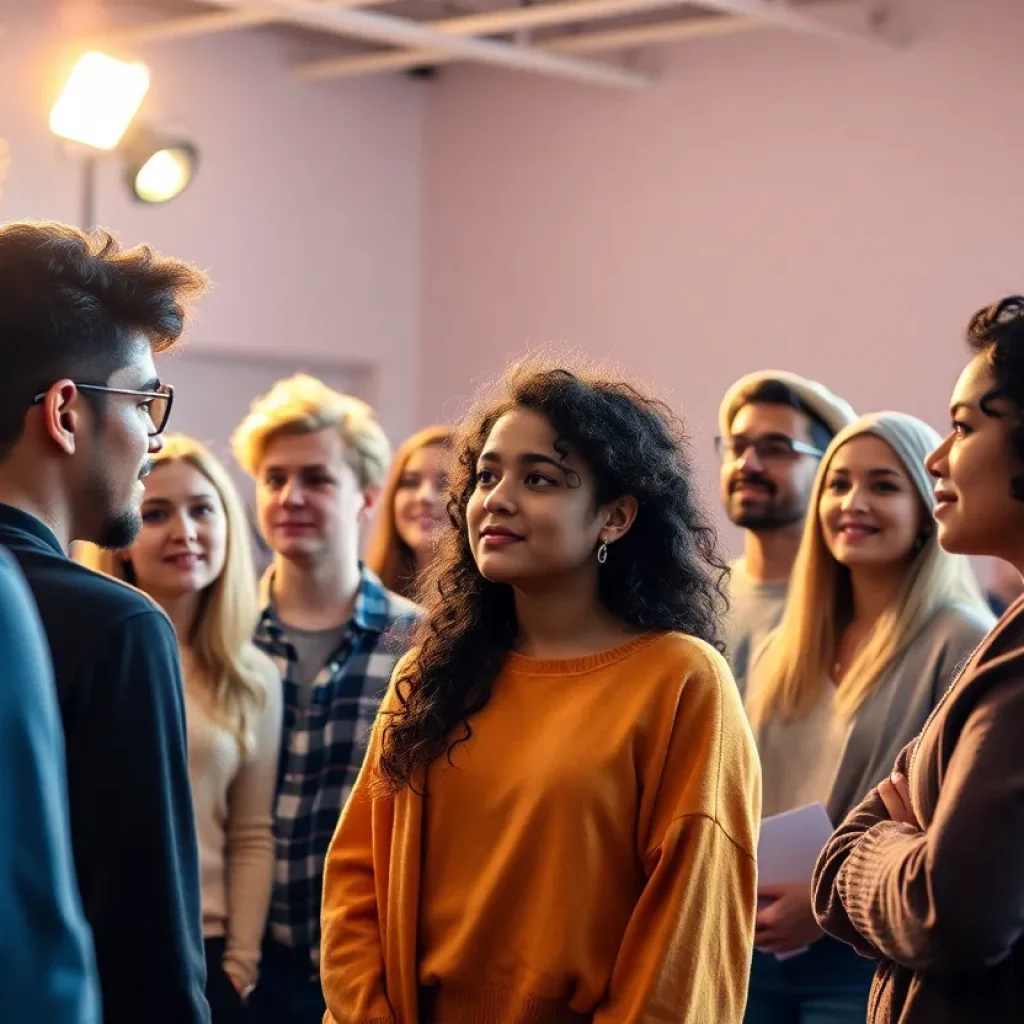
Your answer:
[597,541,609,565]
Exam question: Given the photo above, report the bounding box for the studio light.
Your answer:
[49,52,151,151]
[123,133,199,204]
[49,54,199,226]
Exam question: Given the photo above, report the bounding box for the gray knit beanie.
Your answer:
[719,369,857,440]
[822,411,942,511]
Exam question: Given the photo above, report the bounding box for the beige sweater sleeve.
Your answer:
[221,656,283,991]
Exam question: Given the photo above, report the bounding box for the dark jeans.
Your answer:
[205,938,244,1024]
[744,938,876,1024]
[245,940,325,1024]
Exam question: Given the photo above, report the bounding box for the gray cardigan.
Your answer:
[753,604,992,824]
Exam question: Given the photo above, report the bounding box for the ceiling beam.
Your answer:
[691,0,902,47]
[83,0,387,47]
[199,0,652,90]
[295,8,756,81]
[545,15,762,55]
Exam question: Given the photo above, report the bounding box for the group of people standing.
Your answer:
[0,216,1022,1024]
[0,220,444,1024]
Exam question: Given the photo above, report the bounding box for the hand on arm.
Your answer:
[811,742,914,959]
[819,687,1024,973]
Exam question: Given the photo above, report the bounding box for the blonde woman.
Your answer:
[365,425,451,600]
[80,435,282,1024]
[743,412,993,1024]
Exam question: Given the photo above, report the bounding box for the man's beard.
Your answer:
[95,507,143,550]
[82,456,147,550]
[727,475,806,532]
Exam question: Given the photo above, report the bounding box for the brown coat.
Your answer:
[811,594,1024,1022]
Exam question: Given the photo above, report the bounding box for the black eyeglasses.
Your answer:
[32,383,175,437]
[715,433,824,464]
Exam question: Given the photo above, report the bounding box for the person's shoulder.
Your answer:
[647,631,752,718]
[25,554,167,633]
[69,562,167,626]
[622,631,739,711]
[360,564,422,628]
[0,546,30,603]
[929,602,996,651]
[643,631,733,682]
[242,642,282,692]
[382,588,422,626]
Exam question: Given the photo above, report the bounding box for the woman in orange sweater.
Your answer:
[320,358,762,1024]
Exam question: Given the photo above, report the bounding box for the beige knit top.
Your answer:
[184,648,282,991]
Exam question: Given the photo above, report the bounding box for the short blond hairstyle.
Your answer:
[231,373,391,490]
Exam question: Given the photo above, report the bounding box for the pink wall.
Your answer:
[420,0,1024,556]
[0,1,424,439]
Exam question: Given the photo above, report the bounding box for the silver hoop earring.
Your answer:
[597,542,609,565]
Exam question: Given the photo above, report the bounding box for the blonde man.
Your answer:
[232,374,419,1024]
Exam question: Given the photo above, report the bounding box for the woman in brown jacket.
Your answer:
[811,296,1024,1022]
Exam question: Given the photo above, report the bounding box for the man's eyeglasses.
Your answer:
[32,383,175,437]
[715,433,824,464]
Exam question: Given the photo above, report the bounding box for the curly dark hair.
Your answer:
[378,357,730,793]
[966,296,1024,501]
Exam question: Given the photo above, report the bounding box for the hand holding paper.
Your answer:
[756,803,835,959]
[754,881,823,955]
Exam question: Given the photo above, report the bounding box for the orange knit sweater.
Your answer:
[320,632,761,1024]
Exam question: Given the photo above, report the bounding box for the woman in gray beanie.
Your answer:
[743,411,993,1023]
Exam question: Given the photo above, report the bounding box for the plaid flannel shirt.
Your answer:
[254,563,420,975]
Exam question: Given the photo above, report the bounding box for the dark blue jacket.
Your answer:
[0,505,209,1024]
[0,546,101,1022]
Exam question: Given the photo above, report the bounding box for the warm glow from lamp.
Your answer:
[49,52,151,150]
[132,147,194,203]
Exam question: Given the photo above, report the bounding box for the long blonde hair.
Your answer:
[365,425,451,599]
[78,435,267,751]
[747,412,990,727]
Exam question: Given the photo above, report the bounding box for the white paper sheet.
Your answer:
[757,802,835,960]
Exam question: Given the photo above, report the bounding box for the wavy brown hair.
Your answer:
[365,424,451,599]
[377,357,729,793]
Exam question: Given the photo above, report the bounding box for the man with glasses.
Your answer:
[717,371,856,695]
[0,221,210,1023]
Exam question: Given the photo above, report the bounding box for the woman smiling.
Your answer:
[81,435,282,1023]
[743,411,992,1024]
[319,359,761,1024]
[813,297,1024,1022]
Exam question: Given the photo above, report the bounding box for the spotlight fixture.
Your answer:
[49,51,150,151]
[122,130,199,205]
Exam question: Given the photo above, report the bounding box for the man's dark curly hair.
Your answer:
[966,296,1024,501]
[378,357,730,793]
